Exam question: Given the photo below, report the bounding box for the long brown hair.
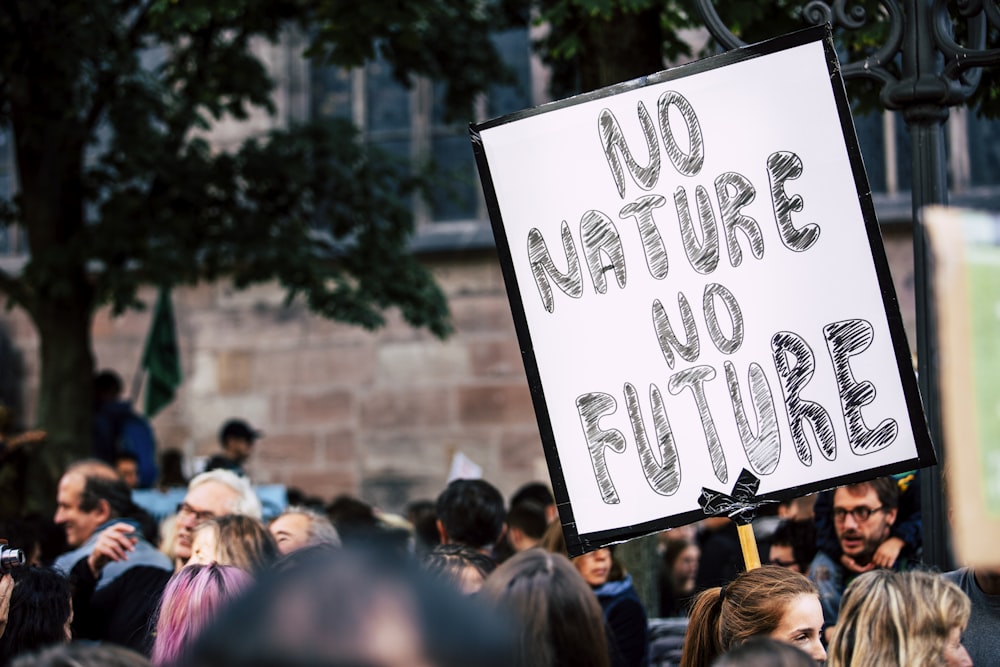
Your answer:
[680,565,819,667]
[480,549,610,667]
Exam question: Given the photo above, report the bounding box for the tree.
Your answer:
[0,0,521,516]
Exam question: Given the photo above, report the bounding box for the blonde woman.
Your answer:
[826,569,972,667]
[187,514,279,575]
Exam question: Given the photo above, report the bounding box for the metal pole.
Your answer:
[899,0,953,571]
[906,104,952,569]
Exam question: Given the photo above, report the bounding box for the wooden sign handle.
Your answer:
[737,523,762,570]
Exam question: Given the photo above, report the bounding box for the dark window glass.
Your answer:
[376,138,411,164]
[311,67,353,120]
[489,29,532,118]
[428,81,477,222]
[894,112,913,192]
[968,114,1000,187]
[365,60,412,187]
[429,132,480,221]
[852,110,886,193]
[366,60,410,134]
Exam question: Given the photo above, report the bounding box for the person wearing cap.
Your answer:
[204,418,261,477]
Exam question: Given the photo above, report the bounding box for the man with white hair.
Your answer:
[69,469,262,653]
[268,505,340,555]
[171,468,262,566]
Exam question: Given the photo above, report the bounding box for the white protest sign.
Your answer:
[471,26,935,555]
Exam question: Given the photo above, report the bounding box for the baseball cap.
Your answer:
[219,418,263,444]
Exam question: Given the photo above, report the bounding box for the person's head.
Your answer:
[832,478,899,564]
[325,495,378,544]
[435,480,505,551]
[188,514,279,575]
[572,547,615,587]
[776,495,817,522]
[509,482,557,524]
[422,544,497,595]
[94,370,124,404]
[0,568,72,666]
[151,564,252,667]
[268,506,341,556]
[505,501,548,553]
[183,547,513,667]
[217,419,260,465]
[827,569,971,667]
[663,538,699,597]
[11,642,151,667]
[406,499,441,557]
[479,549,610,667]
[681,566,826,667]
[114,452,141,490]
[53,460,129,547]
[173,470,262,564]
[158,449,188,489]
[767,520,817,574]
[711,636,818,667]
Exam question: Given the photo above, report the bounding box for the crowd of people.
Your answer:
[0,388,995,666]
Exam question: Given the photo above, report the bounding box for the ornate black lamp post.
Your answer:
[694,0,1000,570]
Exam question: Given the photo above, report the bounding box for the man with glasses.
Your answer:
[170,468,262,567]
[807,477,908,629]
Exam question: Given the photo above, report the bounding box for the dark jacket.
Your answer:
[70,558,172,655]
[594,575,649,667]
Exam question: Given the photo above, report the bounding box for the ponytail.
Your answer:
[679,586,725,667]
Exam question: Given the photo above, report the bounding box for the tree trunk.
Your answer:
[6,53,96,517]
[21,294,94,517]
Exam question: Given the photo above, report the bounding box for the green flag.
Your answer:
[141,287,182,417]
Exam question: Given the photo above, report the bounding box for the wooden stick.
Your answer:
[737,522,761,570]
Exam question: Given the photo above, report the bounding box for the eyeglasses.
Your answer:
[176,502,216,523]
[833,506,884,523]
[767,557,798,568]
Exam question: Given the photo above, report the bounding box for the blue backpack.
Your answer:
[117,414,159,489]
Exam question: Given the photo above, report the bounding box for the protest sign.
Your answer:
[926,205,1000,567]
[471,25,935,556]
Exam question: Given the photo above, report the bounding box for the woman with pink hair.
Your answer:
[150,564,251,666]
